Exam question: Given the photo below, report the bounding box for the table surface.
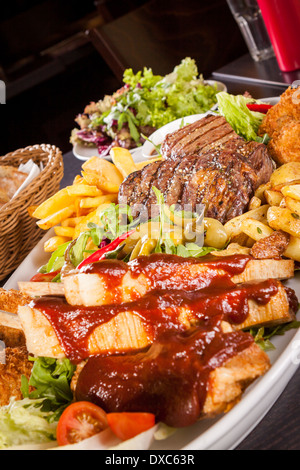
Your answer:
[2,72,300,451]
[212,53,300,89]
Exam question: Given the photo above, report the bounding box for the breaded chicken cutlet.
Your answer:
[0,288,33,407]
[0,288,31,347]
[258,87,300,165]
[0,346,32,407]
[267,120,300,165]
[0,288,32,314]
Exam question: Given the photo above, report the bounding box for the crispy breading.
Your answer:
[0,288,32,314]
[0,289,31,348]
[0,346,32,407]
[259,87,300,138]
[267,120,300,165]
[258,87,300,165]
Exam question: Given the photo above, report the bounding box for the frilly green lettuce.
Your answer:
[216,92,265,142]
[0,398,56,449]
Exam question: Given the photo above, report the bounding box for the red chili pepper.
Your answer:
[77,229,135,270]
[246,103,273,114]
[30,269,61,282]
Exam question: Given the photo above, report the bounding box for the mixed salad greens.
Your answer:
[70,57,219,156]
[0,357,75,448]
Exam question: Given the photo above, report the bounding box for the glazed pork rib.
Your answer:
[118,117,274,223]
[74,320,270,427]
[17,278,297,362]
[17,254,295,306]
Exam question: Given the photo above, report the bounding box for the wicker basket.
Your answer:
[0,144,64,281]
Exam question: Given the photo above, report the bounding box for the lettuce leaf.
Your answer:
[101,58,218,142]
[0,398,56,449]
[216,92,265,141]
[21,356,75,421]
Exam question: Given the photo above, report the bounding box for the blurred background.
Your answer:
[1,0,249,155]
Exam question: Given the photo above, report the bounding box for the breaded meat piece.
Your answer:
[0,289,31,348]
[0,346,32,406]
[0,288,32,314]
[259,87,300,138]
[267,120,300,165]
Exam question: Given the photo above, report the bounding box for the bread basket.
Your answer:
[0,144,64,281]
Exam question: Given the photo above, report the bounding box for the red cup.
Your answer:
[257,0,300,72]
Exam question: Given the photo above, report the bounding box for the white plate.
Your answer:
[72,80,227,162]
[3,230,300,450]
[72,144,144,163]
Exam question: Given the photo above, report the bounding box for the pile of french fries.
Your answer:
[29,148,161,253]
[224,162,300,262]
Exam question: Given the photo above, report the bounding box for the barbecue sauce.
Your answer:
[31,254,279,363]
[30,253,292,427]
[75,316,255,428]
[79,253,253,298]
[82,253,252,279]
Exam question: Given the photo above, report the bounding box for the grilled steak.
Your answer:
[161,114,237,159]
[118,117,274,224]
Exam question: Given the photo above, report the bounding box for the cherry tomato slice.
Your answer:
[56,401,108,446]
[107,412,155,441]
[30,269,60,282]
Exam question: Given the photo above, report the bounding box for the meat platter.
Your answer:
[1,88,300,450]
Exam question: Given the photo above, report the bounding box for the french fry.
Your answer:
[73,175,85,184]
[82,157,123,193]
[224,205,269,240]
[79,193,118,209]
[281,184,300,202]
[32,187,76,219]
[81,171,104,189]
[27,205,38,217]
[36,205,76,230]
[240,218,274,242]
[54,226,75,238]
[270,162,300,190]
[267,206,300,238]
[135,156,162,170]
[264,189,283,207]
[284,236,300,262]
[66,184,103,197]
[285,196,300,215]
[73,203,111,239]
[248,196,262,211]
[61,216,85,227]
[254,182,271,203]
[110,147,137,178]
[44,236,71,253]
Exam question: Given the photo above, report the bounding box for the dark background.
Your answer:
[0,0,248,156]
